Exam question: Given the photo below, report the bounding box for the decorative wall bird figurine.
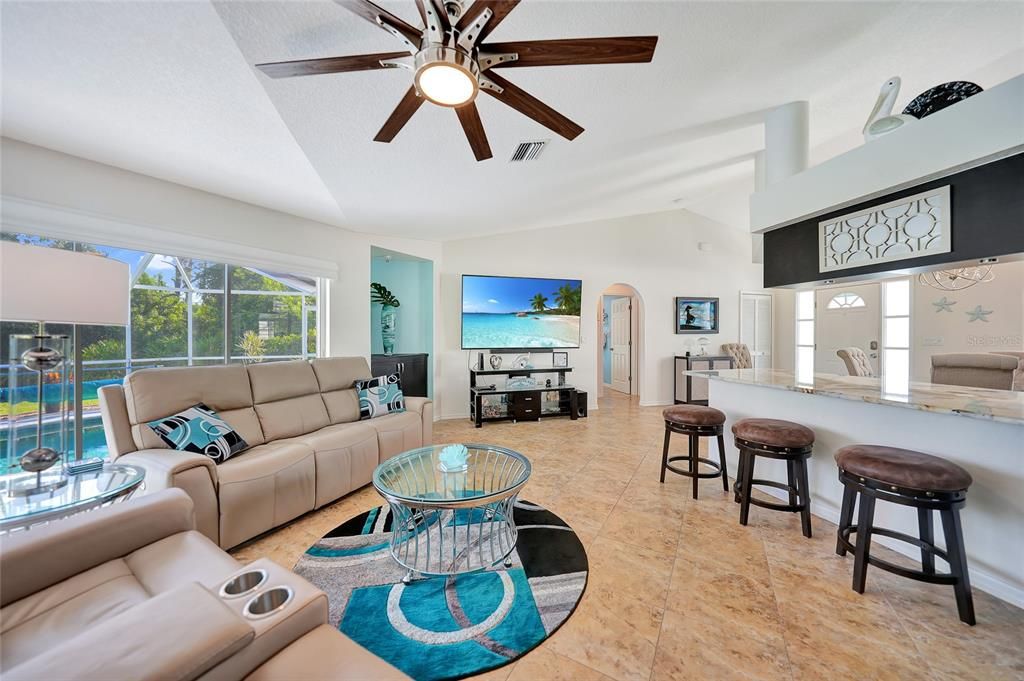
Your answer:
[862,76,916,141]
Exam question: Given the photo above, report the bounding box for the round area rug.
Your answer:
[294,500,588,681]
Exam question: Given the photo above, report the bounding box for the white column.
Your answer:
[751,151,767,263]
[763,101,809,186]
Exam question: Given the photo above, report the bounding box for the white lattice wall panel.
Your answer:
[819,186,951,273]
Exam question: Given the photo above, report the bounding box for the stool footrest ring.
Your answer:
[838,525,957,585]
[736,478,806,513]
[665,456,724,480]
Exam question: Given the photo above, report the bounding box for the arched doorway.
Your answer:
[595,283,644,406]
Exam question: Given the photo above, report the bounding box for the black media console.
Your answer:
[469,366,584,428]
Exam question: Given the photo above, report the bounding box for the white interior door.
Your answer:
[610,297,631,394]
[815,283,881,375]
[740,293,773,368]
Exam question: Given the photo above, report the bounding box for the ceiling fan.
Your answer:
[255,0,658,161]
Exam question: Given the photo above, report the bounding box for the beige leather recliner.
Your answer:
[0,489,409,680]
[99,357,433,549]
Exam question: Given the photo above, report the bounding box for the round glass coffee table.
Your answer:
[373,444,531,583]
[0,463,145,533]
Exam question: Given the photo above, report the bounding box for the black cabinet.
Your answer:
[509,391,541,421]
[371,353,428,397]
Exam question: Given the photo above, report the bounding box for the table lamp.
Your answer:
[1,241,130,490]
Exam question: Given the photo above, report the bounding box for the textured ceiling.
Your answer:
[3,1,1022,240]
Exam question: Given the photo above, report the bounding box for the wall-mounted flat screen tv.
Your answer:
[462,275,582,350]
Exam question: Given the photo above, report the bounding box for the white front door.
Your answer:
[815,283,881,375]
[740,292,773,368]
[610,297,631,394]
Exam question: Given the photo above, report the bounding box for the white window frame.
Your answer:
[795,290,815,385]
[881,278,912,395]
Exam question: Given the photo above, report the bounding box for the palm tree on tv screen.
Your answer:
[530,294,548,312]
[554,283,582,316]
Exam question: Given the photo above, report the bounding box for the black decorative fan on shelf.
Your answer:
[254,0,658,161]
[902,81,984,119]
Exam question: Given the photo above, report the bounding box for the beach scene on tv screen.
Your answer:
[462,276,582,349]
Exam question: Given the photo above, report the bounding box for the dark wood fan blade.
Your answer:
[484,71,584,140]
[374,86,424,142]
[413,0,427,25]
[255,52,409,78]
[334,0,422,46]
[428,0,450,32]
[456,0,519,43]
[484,36,658,67]
[455,102,493,161]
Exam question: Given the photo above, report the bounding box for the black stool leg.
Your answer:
[733,448,747,504]
[689,434,699,500]
[795,457,812,538]
[717,434,729,493]
[918,508,935,575]
[738,449,754,526]
[852,494,876,593]
[660,426,670,483]
[786,460,798,508]
[940,507,976,626]
[836,484,856,556]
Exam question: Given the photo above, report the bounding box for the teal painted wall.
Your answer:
[370,252,434,397]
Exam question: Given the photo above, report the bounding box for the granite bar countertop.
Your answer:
[686,368,1024,425]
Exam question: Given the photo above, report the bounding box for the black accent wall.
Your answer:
[762,152,1024,288]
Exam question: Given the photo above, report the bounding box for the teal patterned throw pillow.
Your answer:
[354,374,406,420]
[146,402,248,464]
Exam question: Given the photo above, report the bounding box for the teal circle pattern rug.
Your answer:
[294,500,588,681]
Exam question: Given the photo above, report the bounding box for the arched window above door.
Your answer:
[826,292,867,309]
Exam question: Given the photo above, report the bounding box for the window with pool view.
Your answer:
[0,231,321,465]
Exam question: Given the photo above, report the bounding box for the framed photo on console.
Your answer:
[552,351,569,368]
[675,297,719,334]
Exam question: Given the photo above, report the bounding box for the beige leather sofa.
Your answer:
[99,357,433,549]
[0,489,408,680]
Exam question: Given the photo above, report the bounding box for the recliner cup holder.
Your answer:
[243,586,294,619]
[219,569,268,599]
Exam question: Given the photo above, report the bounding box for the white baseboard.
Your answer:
[756,486,1024,609]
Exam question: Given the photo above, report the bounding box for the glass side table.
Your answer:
[373,444,531,584]
[0,464,146,533]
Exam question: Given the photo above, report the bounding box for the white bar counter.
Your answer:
[689,368,1024,607]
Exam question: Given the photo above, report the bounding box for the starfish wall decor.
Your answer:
[965,305,993,323]
[932,296,956,313]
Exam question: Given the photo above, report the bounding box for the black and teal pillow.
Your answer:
[354,374,406,420]
[146,402,248,464]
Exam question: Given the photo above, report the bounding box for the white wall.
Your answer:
[912,260,1024,381]
[438,209,763,418]
[772,288,796,372]
[0,138,447,412]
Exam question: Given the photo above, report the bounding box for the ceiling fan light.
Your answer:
[414,46,479,107]
[418,64,475,106]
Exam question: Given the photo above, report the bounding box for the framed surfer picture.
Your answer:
[675,297,719,334]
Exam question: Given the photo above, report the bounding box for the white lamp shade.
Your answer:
[1,241,130,325]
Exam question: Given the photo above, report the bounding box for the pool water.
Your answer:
[1,415,108,468]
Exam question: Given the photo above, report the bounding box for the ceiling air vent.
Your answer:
[509,140,549,163]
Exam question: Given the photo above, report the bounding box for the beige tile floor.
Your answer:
[232,392,1024,681]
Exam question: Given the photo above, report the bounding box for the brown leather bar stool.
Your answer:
[732,418,814,537]
[660,405,728,499]
[835,445,975,625]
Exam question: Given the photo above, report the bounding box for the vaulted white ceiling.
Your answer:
[3,1,1022,240]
